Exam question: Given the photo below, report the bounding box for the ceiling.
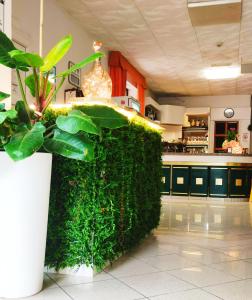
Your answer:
[57,0,252,96]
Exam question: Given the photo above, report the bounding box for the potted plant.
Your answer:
[0,31,128,298]
[222,128,242,154]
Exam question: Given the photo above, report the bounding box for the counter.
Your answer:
[162,153,252,198]
[45,105,162,273]
[162,153,252,166]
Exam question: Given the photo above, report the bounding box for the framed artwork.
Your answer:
[68,61,81,88]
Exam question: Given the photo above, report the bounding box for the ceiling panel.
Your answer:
[57,0,252,96]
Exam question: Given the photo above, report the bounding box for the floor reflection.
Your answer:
[160,197,252,236]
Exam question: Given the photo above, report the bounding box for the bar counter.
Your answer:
[162,153,252,166]
[162,153,252,198]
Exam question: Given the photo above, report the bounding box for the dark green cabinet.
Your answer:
[247,169,252,196]
[229,168,248,198]
[190,167,208,197]
[162,164,252,199]
[209,167,228,197]
[161,166,171,194]
[172,166,189,196]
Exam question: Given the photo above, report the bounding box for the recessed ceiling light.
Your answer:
[203,66,241,80]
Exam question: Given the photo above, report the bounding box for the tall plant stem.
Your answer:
[41,77,65,114]
[33,68,40,107]
[41,72,49,100]
[16,69,32,125]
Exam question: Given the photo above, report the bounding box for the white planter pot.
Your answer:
[0,152,52,298]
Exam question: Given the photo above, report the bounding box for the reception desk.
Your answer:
[162,154,252,198]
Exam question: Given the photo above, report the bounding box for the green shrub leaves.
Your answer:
[44,129,94,161]
[4,123,46,161]
[78,105,129,129]
[45,113,162,270]
[56,110,101,135]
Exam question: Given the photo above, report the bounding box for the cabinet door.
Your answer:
[209,167,228,197]
[172,166,189,196]
[161,166,171,195]
[190,167,208,197]
[247,169,252,196]
[229,168,248,198]
[160,105,185,125]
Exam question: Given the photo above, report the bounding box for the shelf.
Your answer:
[183,127,208,132]
[186,144,208,147]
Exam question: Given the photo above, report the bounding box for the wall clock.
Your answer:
[224,108,234,118]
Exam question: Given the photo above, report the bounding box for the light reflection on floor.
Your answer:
[160,197,252,238]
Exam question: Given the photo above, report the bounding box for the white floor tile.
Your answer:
[130,242,180,260]
[179,247,236,265]
[0,287,72,300]
[221,246,252,259]
[63,279,142,300]
[43,274,58,289]
[209,260,252,279]
[105,256,158,278]
[120,271,195,297]
[168,265,238,287]
[48,271,112,287]
[149,288,220,299]
[204,278,252,300]
[144,253,200,271]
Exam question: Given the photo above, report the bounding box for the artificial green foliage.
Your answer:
[45,107,162,270]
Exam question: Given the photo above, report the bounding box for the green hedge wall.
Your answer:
[44,106,162,270]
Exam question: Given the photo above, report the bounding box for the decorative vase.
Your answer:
[0,152,52,298]
[81,41,112,101]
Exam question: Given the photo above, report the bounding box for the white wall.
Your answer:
[162,125,182,142]
[158,95,251,153]
[158,95,251,108]
[0,0,12,109]
[12,0,108,104]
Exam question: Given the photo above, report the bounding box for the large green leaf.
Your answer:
[77,105,129,129]
[0,91,10,101]
[0,31,29,71]
[0,110,17,124]
[15,101,31,125]
[25,74,52,98]
[44,129,94,161]
[41,35,73,73]
[0,31,16,69]
[0,103,5,111]
[9,50,44,68]
[56,52,104,78]
[24,74,36,97]
[4,122,46,161]
[56,110,101,135]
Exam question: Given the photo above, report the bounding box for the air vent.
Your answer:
[188,0,242,26]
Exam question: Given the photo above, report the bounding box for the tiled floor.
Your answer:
[4,198,252,300]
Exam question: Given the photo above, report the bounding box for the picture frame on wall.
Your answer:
[68,61,81,88]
